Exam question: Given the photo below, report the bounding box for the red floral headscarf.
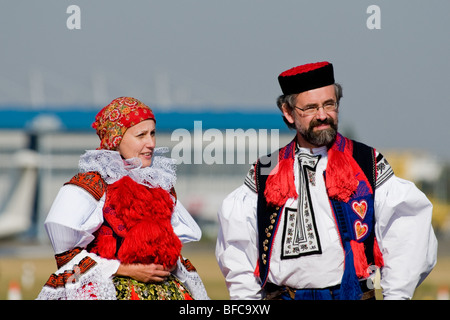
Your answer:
[92,97,156,150]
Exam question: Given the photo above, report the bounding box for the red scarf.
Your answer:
[264,134,372,206]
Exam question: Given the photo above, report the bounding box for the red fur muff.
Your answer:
[90,176,181,269]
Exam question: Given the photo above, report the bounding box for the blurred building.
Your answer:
[0,109,292,242]
[383,150,450,235]
[0,109,448,243]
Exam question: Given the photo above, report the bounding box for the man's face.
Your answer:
[282,84,339,149]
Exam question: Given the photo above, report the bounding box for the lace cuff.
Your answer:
[36,250,120,300]
[174,258,210,300]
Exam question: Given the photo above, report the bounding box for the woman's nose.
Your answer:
[145,135,156,148]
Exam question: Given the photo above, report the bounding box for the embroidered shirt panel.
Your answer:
[244,162,258,193]
[375,153,394,189]
[55,247,83,269]
[266,152,345,289]
[64,172,106,201]
[281,153,322,259]
[44,256,98,289]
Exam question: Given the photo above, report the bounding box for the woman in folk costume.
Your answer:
[38,97,209,300]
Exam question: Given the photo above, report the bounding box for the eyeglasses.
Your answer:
[294,101,338,116]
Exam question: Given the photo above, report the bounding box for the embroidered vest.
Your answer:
[254,134,384,299]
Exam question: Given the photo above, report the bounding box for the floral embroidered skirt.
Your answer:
[113,275,193,300]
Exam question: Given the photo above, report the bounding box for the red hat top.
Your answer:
[278,61,335,95]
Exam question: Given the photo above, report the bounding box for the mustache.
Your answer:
[309,117,336,129]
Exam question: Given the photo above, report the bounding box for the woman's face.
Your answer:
[117,119,156,168]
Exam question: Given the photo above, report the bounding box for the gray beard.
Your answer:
[297,118,338,147]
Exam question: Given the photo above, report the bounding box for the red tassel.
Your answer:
[326,148,359,202]
[373,238,384,267]
[264,157,297,207]
[118,219,181,268]
[350,240,370,278]
[89,225,116,259]
[253,261,260,278]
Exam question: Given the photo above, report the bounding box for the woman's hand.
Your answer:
[114,263,176,283]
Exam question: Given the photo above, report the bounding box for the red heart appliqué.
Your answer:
[354,221,368,240]
[352,200,368,220]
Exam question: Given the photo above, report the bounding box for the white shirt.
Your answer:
[215,146,437,300]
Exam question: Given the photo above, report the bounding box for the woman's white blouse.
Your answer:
[45,184,202,255]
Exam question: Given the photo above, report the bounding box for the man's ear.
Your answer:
[281,103,295,125]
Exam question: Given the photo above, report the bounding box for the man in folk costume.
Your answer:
[38,97,208,300]
[215,62,438,300]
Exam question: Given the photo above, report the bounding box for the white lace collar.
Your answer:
[78,147,176,192]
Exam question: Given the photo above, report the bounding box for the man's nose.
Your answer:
[315,106,328,120]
